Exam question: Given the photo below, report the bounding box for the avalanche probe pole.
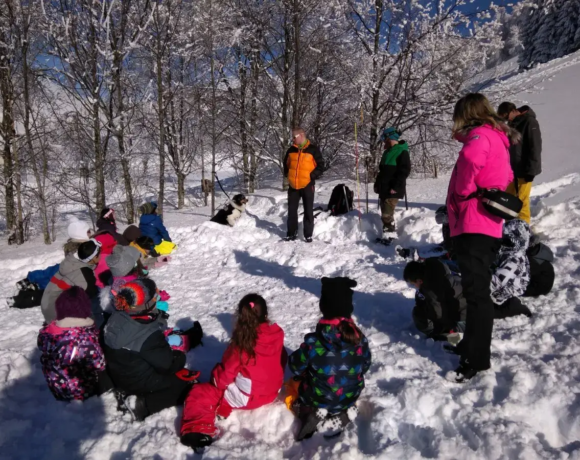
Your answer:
[354,121,362,231]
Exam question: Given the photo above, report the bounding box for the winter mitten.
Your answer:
[156,300,169,312]
[159,290,171,301]
[175,368,201,382]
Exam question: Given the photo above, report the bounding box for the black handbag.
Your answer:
[480,188,523,220]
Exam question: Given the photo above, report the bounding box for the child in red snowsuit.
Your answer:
[180,294,287,450]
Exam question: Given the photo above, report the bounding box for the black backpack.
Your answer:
[327,184,354,216]
[524,242,555,297]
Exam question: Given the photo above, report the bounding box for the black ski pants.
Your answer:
[453,233,501,371]
[287,183,315,239]
[143,376,193,416]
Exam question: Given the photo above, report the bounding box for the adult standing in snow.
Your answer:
[497,102,542,224]
[373,127,411,238]
[283,127,325,243]
[447,93,517,382]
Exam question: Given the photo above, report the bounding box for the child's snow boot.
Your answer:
[125,395,148,421]
[181,432,213,452]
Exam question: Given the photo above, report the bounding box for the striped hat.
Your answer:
[114,278,158,313]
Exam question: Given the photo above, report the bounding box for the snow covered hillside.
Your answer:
[1,172,580,459]
[2,55,580,459]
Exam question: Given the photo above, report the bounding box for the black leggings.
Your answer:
[453,234,501,370]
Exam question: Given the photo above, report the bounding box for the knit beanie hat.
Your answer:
[77,239,102,263]
[380,127,401,142]
[55,286,92,320]
[67,221,91,242]
[139,202,157,215]
[122,225,142,243]
[114,278,158,313]
[106,245,141,277]
[319,277,357,319]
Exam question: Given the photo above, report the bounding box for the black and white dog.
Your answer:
[210,194,248,227]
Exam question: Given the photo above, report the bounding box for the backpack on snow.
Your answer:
[327,184,354,216]
[523,242,555,297]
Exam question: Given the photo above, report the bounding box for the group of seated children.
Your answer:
[9,203,173,312]
[37,275,372,450]
[403,218,554,343]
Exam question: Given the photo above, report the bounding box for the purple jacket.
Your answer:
[447,125,514,239]
[38,319,105,401]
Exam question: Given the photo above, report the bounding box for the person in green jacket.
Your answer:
[373,127,411,236]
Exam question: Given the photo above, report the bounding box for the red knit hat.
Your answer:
[55,287,92,320]
[114,279,158,313]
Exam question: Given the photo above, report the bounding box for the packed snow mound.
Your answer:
[1,175,580,459]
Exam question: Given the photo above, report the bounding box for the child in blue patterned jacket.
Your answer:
[288,277,371,440]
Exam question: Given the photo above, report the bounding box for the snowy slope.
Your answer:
[2,56,580,459]
[1,173,580,460]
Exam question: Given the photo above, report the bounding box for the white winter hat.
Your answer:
[67,221,91,242]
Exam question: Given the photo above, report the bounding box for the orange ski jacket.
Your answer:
[283,140,324,190]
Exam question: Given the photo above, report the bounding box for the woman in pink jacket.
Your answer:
[447,93,518,382]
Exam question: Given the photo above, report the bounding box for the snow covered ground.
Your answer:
[2,56,580,459]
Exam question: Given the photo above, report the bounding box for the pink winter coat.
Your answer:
[446,125,514,239]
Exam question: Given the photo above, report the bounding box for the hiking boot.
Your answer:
[455,363,478,383]
[305,237,313,243]
[383,223,396,233]
[16,278,32,291]
[181,432,213,450]
[284,234,297,242]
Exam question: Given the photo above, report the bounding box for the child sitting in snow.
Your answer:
[139,202,176,255]
[9,221,92,310]
[103,279,202,420]
[287,277,371,440]
[38,287,106,401]
[180,294,287,450]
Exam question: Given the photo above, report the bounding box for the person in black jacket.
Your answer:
[373,127,411,236]
[404,259,466,340]
[103,278,200,419]
[404,259,532,341]
[498,103,542,224]
[283,128,325,242]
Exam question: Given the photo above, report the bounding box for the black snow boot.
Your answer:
[284,233,297,242]
[455,363,479,383]
[181,433,213,451]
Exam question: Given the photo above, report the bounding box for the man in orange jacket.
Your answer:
[283,128,325,242]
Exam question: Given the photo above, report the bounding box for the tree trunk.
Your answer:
[113,54,135,223]
[291,0,301,129]
[238,51,250,193]
[248,49,259,194]
[0,31,16,231]
[281,11,292,191]
[89,23,105,211]
[210,51,217,216]
[22,31,51,244]
[177,171,185,207]
[156,40,165,216]
[13,137,24,244]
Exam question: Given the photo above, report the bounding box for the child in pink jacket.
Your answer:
[38,287,105,401]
